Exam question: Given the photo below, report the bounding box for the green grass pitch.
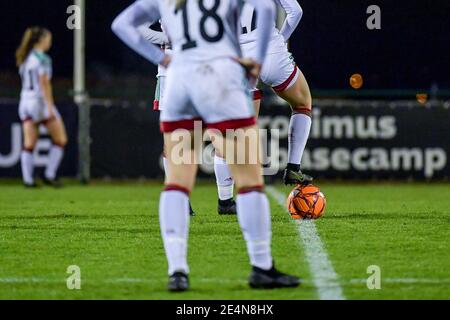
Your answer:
[0,181,449,300]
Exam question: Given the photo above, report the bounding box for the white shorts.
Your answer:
[261,49,299,91]
[160,58,256,133]
[250,46,300,100]
[19,98,61,124]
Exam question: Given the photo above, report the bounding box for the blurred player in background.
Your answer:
[15,27,67,188]
[214,0,313,203]
[139,22,236,216]
[113,0,300,292]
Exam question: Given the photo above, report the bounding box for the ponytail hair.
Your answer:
[15,26,50,67]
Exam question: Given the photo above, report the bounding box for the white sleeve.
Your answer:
[37,58,52,78]
[245,0,276,64]
[137,23,169,45]
[111,0,165,65]
[37,64,47,76]
[276,0,303,41]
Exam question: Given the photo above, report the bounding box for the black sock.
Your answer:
[287,163,301,172]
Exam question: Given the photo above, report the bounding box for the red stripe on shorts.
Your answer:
[273,66,299,93]
[206,117,256,133]
[160,118,202,133]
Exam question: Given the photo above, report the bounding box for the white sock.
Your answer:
[163,156,169,176]
[159,189,190,275]
[45,145,64,180]
[236,189,273,270]
[21,151,34,185]
[214,155,234,201]
[288,114,312,166]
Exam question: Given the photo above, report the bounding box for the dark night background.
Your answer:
[1,0,449,98]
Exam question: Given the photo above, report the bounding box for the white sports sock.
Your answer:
[45,145,64,180]
[214,155,234,201]
[21,151,34,185]
[236,190,273,270]
[159,189,190,275]
[163,156,169,176]
[288,114,312,166]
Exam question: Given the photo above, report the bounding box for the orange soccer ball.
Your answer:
[287,184,326,220]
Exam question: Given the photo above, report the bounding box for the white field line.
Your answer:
[1,277,449,285]
[266,186,345,300]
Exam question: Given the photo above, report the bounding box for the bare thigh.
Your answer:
[164,130,199,192]
[45,118,68,146]
[209,125,264,189]
[276,71,312,112]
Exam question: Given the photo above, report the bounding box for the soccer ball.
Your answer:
[287,184,326,220]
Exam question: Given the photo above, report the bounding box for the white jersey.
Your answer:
[113,0,274,65]
[19,50,52,101]
[240,0,302,56]
[240,3,279,46]
[138,22,171,77]
[18,51,60,123]
[113,0,276,131]
[156,0,242,63]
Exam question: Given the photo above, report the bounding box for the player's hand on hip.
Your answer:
[161,55,172,68]
[236,57,262,80]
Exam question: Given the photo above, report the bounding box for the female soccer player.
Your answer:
[113,0,299,292]
[214,0,314,203]
[15,27,67,188]
[140,23,236,215]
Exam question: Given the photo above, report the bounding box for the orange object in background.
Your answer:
[350,73,364,89]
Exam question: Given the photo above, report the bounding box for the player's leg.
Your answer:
[209,126,270,265]
[157,74,196,216]
[43,114,67,187]
[275,69,313,185]
[158,63,200,291]
[260,49,313,185]
[202,57,299,287]
[209,125,300,289]
[213,148,236,215]
[160,129,198,292]
[21,120,39,187]
[213,90,262,216]
[163,142,196,216]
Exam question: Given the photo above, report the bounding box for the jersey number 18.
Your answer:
[175,0,225,51]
